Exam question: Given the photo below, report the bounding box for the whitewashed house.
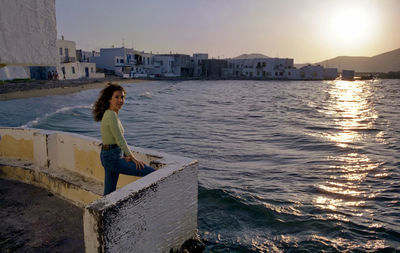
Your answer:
[323,68,338,80]
[228,58,294,79]
[342,70,355,81]
[91,47,135,77]
[193,53,208,77]
[152,54,193,77]
[129,50,154,77]
[56,37,104,80]
[76,50,99,63]
[290,65,324,80]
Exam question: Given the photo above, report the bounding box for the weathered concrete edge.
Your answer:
[87,158,198,211]
[0,163,100,208]
[84,157,198,252]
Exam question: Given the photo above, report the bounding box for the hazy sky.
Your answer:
[56,0,400,63]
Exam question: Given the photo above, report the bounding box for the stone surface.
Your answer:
[0,178,84,253]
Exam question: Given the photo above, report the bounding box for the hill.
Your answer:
[316,48,400,73]
[233,53,269,59]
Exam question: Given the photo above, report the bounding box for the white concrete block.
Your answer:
[85,160,198,252]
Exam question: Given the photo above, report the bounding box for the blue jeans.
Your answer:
[100,147,155,195]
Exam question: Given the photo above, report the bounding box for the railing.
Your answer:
[60,56,76,63]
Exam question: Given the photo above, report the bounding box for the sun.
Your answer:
[327,6,373,49]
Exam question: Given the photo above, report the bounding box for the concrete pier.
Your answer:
[0,127,198,252]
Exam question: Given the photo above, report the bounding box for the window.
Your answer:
[59,48,63,55]
[65,48,69,57]
[72,66,75,74]
[61,67,65,74]
[91,67,94,73]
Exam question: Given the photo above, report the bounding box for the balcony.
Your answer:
[60,56,76,63]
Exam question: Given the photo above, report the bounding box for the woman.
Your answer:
[93,83,155,195]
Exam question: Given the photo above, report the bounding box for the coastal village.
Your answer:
[1,1,400,253]
[2,35,348,82]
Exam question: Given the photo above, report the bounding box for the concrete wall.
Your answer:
[0,66,31,80]
[0,0,57,66]
[0,128,48,167]
[0,127,198,252]
[0,128,154,205]
[84,151,198,252]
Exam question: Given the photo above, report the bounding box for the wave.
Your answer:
[139,91,154,99]
[20,104,92,128]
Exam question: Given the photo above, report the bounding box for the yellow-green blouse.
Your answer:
[101,110,132,156]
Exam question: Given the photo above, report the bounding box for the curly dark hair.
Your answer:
[92,83,126,122]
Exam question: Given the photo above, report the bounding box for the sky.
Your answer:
[56,0,400,63]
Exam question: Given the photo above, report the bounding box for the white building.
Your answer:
[0,0,57,80]
[323,68,338,80]
[228,58,294,79]
[286,65,324,80]
[342,70,355,81]
[192,53,208,77]
[152,54,192,77]
[76,50,99,63]
[56,37,104,80]
[129,50,154,77]
[91,47,135,77]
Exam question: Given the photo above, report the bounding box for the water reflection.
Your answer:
[313,80,378,215]
[319,80,378,148]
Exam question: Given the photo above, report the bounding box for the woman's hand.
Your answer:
[125,154,145,170]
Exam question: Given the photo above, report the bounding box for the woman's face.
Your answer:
[109,90,125,112]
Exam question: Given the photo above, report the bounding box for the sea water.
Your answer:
[1,80,399,252]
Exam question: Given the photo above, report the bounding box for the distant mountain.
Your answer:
[316,48,400,73]
[233,53,269,59]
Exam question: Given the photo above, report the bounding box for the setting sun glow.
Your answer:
[324,5,377,51]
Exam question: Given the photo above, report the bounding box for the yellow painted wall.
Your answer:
[0,135,34,161]
[0,164,101,207]
[74,147,104,181]
[73,146,140,188]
